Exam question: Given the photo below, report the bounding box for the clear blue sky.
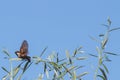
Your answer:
[0,0,120,80]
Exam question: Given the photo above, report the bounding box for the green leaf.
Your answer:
[13,67,20,78]
[89,54,98,57]
[63,65,78,79]
[99,68,107,80]
[101,24,109,28]
[40,47,48,57]
[9,58,22,61]
[57,71,66,79]
[17,62,32,80]
[75,66,85,70]
[101,32,109,49]
[57,58,66,62]
[50,62,59,68]
[45,69,49,79]
[105,56,111,62]
[56,53,59,63]
[62,66,73,76]
[65,50,72,64]
[44,62,47,73]
[37,74,43,80]
[107,17,112,26]
[89,35,100,43]
[109,27,120,32]
[104,52,118,56]
[2,74,9,80]
[76,72,88,79]
[53,69,58,78]
[69,58,72,64]
[17,74,22,80]
[47,53,55,61]
[96,46,101,55]
[23,62,29,73]
[97,75,106,80]
[13,62,23,78]
[73,46,83,56]
[76,57,87,60]
[99,57,103,65]
[67,66,77,72]
[1,67,9,73]
[3,49,10,57]
[34,57,43,64]
[102,64,109,74]
[23,62,32,73]
[99,34,104,37]
[72,71,76,80]
[65,50,70,59]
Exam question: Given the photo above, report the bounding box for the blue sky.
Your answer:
[0,0,120,80]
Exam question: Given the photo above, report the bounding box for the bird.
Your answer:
[15,40,31,62]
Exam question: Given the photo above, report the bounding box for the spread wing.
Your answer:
[20,40,28,55]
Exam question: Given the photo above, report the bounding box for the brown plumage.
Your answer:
[15,40,31,62]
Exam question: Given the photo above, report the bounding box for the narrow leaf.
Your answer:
[97,75,106,80]
[40,47,48,57]
[76,57,87,60]
[23,62,32,73]
[89,35,100,43]
[58,58,66,62]
[44,62,47,73]
[66,50,72,64]
[89,54,98,57]
[107,17,112,26]
[62,65,72,76]
[13,62,23,78]
[57,71,66,79]
[9,58,22,61]
[53,69,58,77]
[101,24,109,28]
[72,71,76,80]
[96,46,101,55]
[17,62,32,80]
[102,64,109,74]
[3,49,10,57]
[77,72,88,79]
[38,74,44,80]
[13,67,20,78]
[101,32,108,49]
[67,66,77,72]
[99,34,104,37]
[73,46,83,57]
[2,74,9,80]
[69,58,72,64]
[109,27,120,32]
[75,66,85,70]
[45,69,49,79]
[99,68,107,80]
[73,49,77,57]
[23,62,29,73]
[65,50,70,59]
[104,52,118,56]
[63,66,77,78]
[17,74,22,80]
[1,67,9,73]
[56,53,59,63]
[105,56,111,62]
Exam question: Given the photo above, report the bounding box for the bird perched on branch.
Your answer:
[15,40,31,62]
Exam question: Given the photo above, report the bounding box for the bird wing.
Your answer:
[20,40,28,55]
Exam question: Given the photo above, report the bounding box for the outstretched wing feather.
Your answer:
[20,40,28,55]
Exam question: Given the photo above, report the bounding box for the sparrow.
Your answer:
[15,40,31,62]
